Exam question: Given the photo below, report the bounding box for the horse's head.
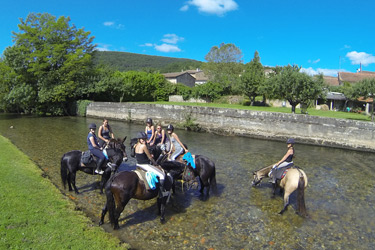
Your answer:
[108,137,128,162]
[106,148,124,172]
[252,171,263,187]
[183,165,198,190]
[252,165,273,187]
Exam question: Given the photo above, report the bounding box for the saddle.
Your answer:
[134,168,158,191]
[81,150,94,165]
[272,163,294,181]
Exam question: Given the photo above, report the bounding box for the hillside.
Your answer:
[92,51,202,73]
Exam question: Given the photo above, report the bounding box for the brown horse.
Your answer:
[252,165,308,216]
[99,170,173,229]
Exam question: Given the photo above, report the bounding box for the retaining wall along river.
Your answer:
[86,102,375,152]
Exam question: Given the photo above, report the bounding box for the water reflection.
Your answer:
[0,114,374,249]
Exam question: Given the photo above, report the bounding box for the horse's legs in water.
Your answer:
[70,172,79,194]
[67,172,73,192]
[271,183,277,198]
[157,196,168,223]
[113,193,131,229]
[99,203,107,226]
[279,191,291,214]
[199,176,210,198]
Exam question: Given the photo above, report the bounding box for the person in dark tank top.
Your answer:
[269,138,295,184]
[98,119,114,147]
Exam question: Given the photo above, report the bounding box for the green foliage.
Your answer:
[195,81,224,101]
[180,112,201,131]
[241,51,265,105]
[92,51,201,72]
[76,100,92,116]
[0,13,95,115]
[329,82,355,99]
[264,65,325,113]
[353,78,375,121]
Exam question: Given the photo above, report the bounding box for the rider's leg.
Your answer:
[170,147,184,161]
[91,148,106,175]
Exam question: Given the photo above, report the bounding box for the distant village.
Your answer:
[162,68,375,115]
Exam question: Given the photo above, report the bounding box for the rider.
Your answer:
[145,118,155,145]
[167,124,188,161]
[87,123,106,175]
[98,119,114,148]
[269,138,295,184]
[151,124,170,152]
[134,131,166,193]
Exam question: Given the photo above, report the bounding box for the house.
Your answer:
[323,75,340,86]
[163,69,208,86]
[162,72,196,87]
[338,71,375,85]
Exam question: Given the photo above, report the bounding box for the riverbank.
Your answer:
[0,135,129,249]
[86,102,375,152]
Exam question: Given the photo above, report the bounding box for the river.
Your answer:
[0,114,374,249]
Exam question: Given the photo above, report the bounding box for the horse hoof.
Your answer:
[99,221,103,226]
[114,225,120,230]
[160,217,166,224]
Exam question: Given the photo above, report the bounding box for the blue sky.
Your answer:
[1,0,375,76]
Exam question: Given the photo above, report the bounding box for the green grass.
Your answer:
[0,135,129,250]
[140,101,372,122]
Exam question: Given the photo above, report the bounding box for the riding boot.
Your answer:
[95,158,105,175]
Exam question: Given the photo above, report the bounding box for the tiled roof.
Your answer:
[338,71,375,84]
[323,76,339,86]
[163,72,188,78]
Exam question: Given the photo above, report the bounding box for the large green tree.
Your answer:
[1,13,95,115]
[241,51,265,105]
[353,78,375,121]
[202,43,243,95]
[266,65,325,113]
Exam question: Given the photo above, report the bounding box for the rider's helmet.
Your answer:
[89,123,97,130]
[136,131,147,140]
[286,138,295,144]
[146,118,153,124]
[167,124,174,131]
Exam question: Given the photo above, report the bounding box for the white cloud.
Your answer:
[95,44,111,51]
[140,43,154,47]
[103,21,124,30]
[103,21,114,27]
[161,34,184,44]
[154,44,181,53]
[308,59,320,64]
[180,5,189,11]
[346,51,375,66]
[301,67,344,77]
[182,0,238,16]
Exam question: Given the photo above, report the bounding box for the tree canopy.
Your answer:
[1,13,95,115]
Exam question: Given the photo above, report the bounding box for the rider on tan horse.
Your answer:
[269,138,295,184]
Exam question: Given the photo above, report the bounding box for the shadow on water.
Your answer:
[1,114,375,249]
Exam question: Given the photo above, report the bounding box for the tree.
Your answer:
[265,65,325,113]
[1,13,95,115]
[202,43,243,95]
[241,51,265,105]
[353,78,375,121]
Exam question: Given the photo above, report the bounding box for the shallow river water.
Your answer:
[1,114,374,249]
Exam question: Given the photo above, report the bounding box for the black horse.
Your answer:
[183,155,217,199]
[61,143,125,194]
[99,170,173,229]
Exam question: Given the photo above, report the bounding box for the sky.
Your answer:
[1,0,375,77]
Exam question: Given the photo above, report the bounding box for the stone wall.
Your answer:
[86,102,375,152]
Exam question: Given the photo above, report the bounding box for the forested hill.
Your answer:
[92,51,202,73]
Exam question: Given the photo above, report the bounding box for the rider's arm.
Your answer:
[174,133,188,152]
[89,136,99,149]
[98,126,106,142]
[276,148,293,166]
[161,130,165,144]
[143,144,157,165]
[147,126,155,144]
[109,125,115,139]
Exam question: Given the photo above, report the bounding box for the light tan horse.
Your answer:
[252,165,308,217]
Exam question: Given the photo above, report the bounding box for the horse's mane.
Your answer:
[254,164,273,174]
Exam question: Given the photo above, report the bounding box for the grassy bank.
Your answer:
[143,101,371,122]
[0,135,129,249]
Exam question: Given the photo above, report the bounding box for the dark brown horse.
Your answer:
[60,137,127,194]
[99,170,173,229]
[252,165,308,216]
[182,155,217,199]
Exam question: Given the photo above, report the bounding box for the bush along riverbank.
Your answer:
[0,135,129,250]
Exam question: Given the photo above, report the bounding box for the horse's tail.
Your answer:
[297,174,307,217]
[210,166,218,195]
[60,154,68,189]
[106,175,117,227]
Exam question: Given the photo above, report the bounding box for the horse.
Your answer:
[251,165,308,216]
[182,155,217,199]
[106,136,128,162]
[99,169,173,229]
[60,147,124,194]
